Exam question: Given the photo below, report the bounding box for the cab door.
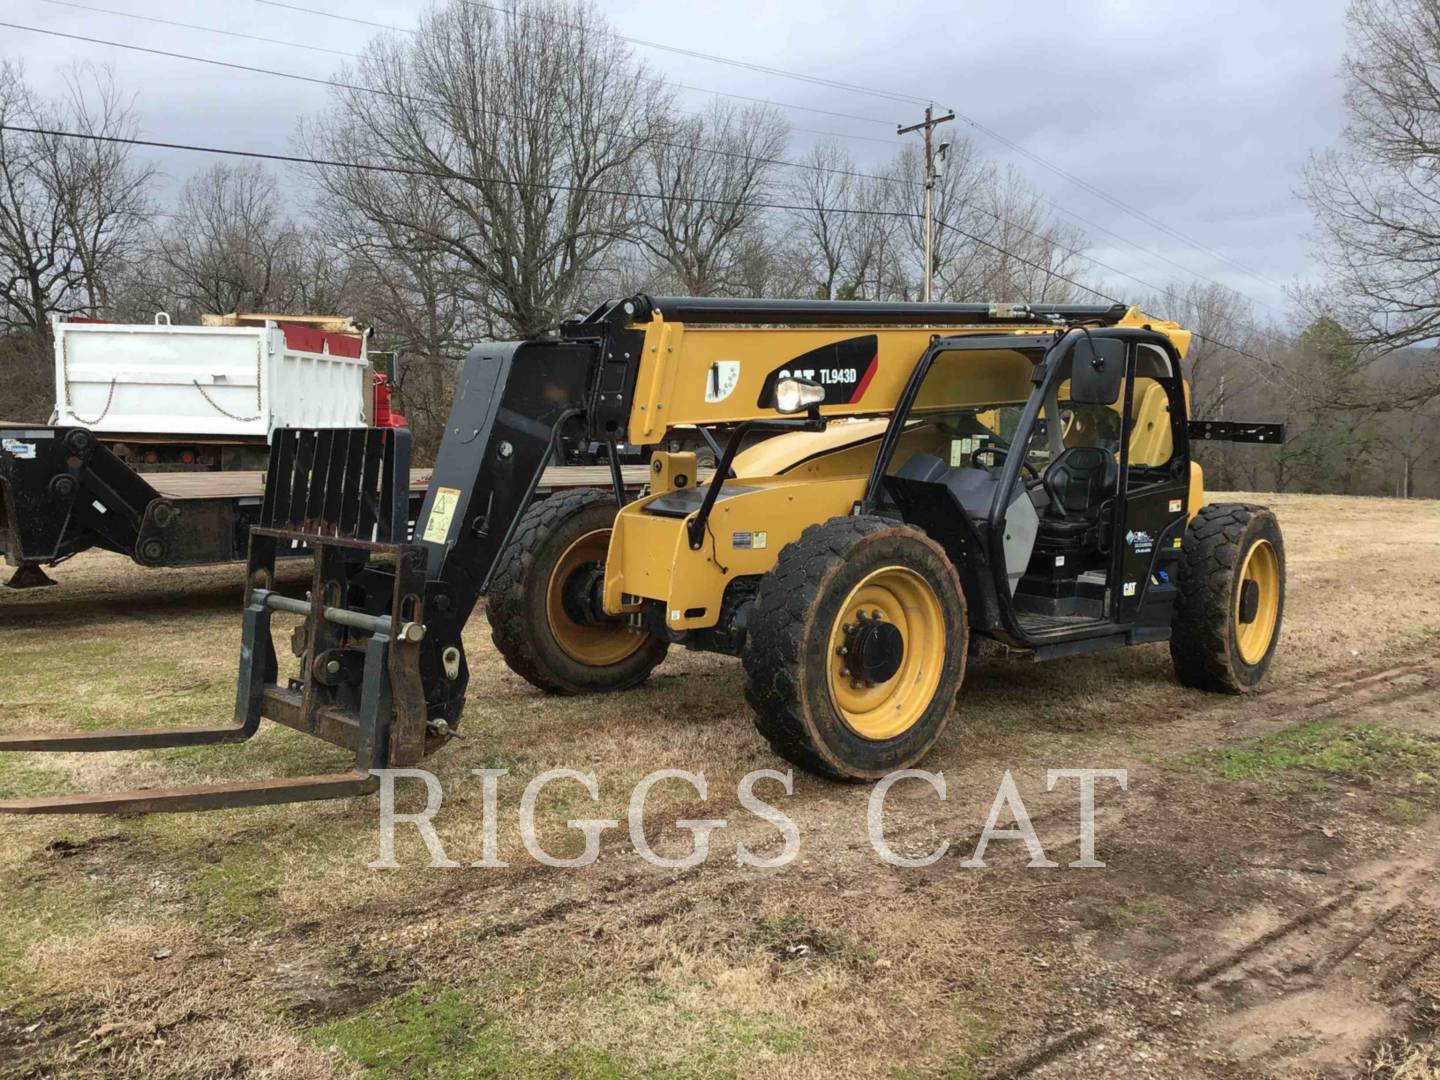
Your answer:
[1112,342,1189,628]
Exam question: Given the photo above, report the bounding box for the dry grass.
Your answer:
[0,492,1437,1078]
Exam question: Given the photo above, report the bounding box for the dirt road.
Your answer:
[1,492,1438,1078]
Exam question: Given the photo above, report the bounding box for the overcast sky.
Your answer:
[6,0,1353,324]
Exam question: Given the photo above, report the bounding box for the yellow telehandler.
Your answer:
[0,296,1286,812]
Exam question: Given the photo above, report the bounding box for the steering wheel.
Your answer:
[973,445,1040,482]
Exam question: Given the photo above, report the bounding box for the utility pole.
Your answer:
[898,105,955,302]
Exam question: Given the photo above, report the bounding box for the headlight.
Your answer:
[775,377,826,414]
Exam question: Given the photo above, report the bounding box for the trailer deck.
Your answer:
[2,424,657,588]
[142,466,651,502]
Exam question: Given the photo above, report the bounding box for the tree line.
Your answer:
[1,0,1436,495]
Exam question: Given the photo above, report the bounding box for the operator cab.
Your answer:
[878,330,1191,645]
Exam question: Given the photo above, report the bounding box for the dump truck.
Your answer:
[0,296,1286,813]
[0,313,381,587]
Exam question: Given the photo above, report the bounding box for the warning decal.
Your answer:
[422,487,463,544]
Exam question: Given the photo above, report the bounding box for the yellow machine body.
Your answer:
[603,307,1194,631]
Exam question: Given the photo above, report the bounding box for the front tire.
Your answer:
[1170,503,1285,693]
[743,517,967,781]
[487,488,668,695]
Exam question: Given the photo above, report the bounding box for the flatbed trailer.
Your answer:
[0,424,650,587]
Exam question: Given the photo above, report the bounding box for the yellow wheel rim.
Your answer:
[827,566,946,741]
[546,529,645,666]
[1235,538,1280,666]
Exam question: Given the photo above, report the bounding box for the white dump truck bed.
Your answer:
[52,315,370,440]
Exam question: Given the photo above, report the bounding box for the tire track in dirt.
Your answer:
[242,654,1440,1074]
[1172,850,1440,1076]
[1178,885,1368,986]
[924,657,1440,1078]
[342,657,1440,951]
[984,1023,1107,1079]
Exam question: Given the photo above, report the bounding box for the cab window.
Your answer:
[1128,345,1181,472]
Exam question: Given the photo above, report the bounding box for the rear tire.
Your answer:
[1170,502,1284,693]
[487,488,668,695]
[743,517,967,781]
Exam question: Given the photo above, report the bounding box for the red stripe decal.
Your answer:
[849,354,879,403]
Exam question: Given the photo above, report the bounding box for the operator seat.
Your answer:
[1038,445,1117,540]
[889,452,1039,595]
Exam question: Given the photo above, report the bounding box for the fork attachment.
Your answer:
[0,427,433,814]
[1,325,604,813]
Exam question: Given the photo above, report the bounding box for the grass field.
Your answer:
[1,492,1439,1078]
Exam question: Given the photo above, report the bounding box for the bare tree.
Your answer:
[1301,0,1440,403]
[888,140,996,301]
[845,169,908,300]
[784,140,905,300]
[314,180,482,459]
[0,62,153,337]
[283,227,357,316]
[303,0,664,338]
[727,220,811,299]
[633,100,788,295]
[786,140,852,299]
[974,168,1090,303]
[1144,280,1267,417]
[152,162,302,316]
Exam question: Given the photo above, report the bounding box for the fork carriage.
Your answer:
[0,427,439,813]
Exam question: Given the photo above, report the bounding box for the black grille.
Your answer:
[261,427,412,543]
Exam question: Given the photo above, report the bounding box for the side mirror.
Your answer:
[1068,336,1126,405]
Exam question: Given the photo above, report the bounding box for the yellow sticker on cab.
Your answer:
[422,487,463,544]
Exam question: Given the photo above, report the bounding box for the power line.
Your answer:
[439,0,1283,295]
[5,123,1290,390]
[36,0,357,57]
[0,123,932,223]
[929,220,1286,388]
[27,2,899,141]
[250,0,1285,307]
[242,0,900,133]
[3,20,905,176]
[4,15,1268,324]
[0,22,885,178]
[932,220,1118,306]
[0,54,1276,360]
[4,7,1174,305]
[5,13,1290,358]
[0,121,1143,315]
[0,18,1262,333]
[6,10,1293,356]
[1042,196,1248,300]
[947,112,1287,295]
[449,0,928,106]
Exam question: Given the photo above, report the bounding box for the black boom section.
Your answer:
[601,295,1129,327]
[413,340,595,585]
[399,340,596,722]
[1187,420,1287,444]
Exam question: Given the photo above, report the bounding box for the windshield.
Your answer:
[885,344,1123,478]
